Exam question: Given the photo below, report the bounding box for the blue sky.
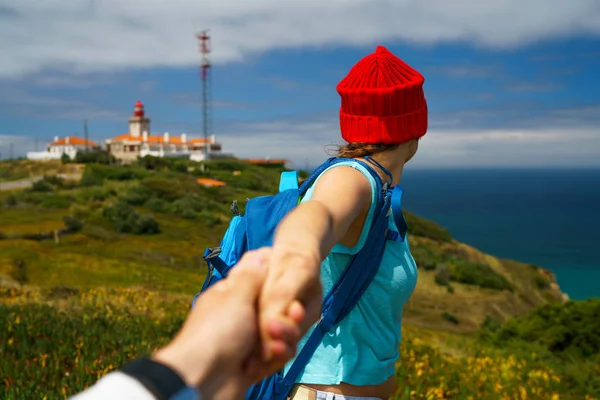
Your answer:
[0,0,599,168]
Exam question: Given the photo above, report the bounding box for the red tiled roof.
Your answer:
[50,136,99,147]
[196,178,227,187]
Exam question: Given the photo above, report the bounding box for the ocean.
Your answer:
[399,168,600,301]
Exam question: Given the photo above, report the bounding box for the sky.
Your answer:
[0,0,599,169]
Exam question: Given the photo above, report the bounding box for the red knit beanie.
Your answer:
[337,46,428,144]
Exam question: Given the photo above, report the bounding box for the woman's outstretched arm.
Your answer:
[257,165,373,372]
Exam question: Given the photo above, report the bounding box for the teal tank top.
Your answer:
[282,161,419,386]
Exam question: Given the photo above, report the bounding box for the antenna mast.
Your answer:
[196,30,212,163]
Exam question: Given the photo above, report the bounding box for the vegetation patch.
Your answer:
[479,299,600,397]
[102,201,160,234]
[413,242,514,291]
[405,212,453,243]
[0,158,581,398]
[0,287,589,400]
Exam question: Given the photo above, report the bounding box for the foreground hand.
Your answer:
[152,248,299,399]
[256,246,323,375]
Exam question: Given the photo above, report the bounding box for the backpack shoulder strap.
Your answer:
[279,171,299,192]
[386,185,408,242]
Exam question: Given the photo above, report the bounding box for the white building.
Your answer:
[26,136,100,161]
[105,100,222,163]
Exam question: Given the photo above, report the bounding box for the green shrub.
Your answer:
[70,204,91,219]
[171,162,188,174]
[4,194,17,207]
[423,261,437,271]
[442,312,460,324]
[120,186,152,206]
[145,197,171,214]
[134,214,160,234]
[105,166,149,181]
[534,275,550,290]
[448,260,514,291]
[63,216,84,232]
[42,175,65,188]
[80,165,105,187]
[137,155,171,170]
[172,195,204,213]
[73,150,116,164]
[487,299,600,360]
[181,208,199,220]
[31,180,53,192]
[480,315,502,334]
[404,212,453,242]
[102,201,159,234]
[434,267,451,286]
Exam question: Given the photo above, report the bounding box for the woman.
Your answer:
[258,46,427,400]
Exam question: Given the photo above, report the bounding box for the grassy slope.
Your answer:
[0,172,564,333]
[0,158,586,399]
[0,159,83,182]
[403,236,565,333]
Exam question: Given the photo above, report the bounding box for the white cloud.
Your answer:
[215,116,600,168]
[0,0,599,78]
[414,128,600,167]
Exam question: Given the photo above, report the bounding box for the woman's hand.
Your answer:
[254,245,323,374]
[152,248,300,399]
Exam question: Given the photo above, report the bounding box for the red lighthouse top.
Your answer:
[133,100,144,117]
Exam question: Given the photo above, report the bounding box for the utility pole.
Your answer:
[84,119,89,153]
[9,143,13,160]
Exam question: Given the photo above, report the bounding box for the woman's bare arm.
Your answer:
[272,165,372,261]
[257,165,373,370]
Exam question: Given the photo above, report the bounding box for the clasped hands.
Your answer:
[152,247,322,400]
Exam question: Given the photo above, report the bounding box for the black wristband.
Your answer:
[120,357,194,400]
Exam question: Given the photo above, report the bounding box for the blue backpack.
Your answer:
[192,156,408,400]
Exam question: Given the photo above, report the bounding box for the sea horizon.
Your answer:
[395,167,600,301]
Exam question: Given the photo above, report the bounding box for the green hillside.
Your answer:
[0,157,597,399]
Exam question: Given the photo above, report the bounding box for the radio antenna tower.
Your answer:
[196,30,212,163]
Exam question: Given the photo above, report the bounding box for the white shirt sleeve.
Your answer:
[69,371,157,400]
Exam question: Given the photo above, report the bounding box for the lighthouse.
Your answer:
[128,100,150,138]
